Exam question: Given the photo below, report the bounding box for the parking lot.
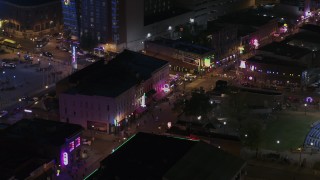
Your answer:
[0,52,72,110]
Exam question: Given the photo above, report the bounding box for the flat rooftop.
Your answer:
[66,50,169,97]
[258,42,311,59]
[1,0,59,6]
[300,24,320,34]
[217,9,276,27]
[149,38,214,55]
[247,55,307,69]
[88,132,245,180]
[0,118,81,179]
[285,31,320,45]
[3,118,83,146]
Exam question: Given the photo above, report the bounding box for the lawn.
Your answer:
[260,111,320,151]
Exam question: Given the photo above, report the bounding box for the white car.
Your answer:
[0,110,8,118]
[85,58,95,62]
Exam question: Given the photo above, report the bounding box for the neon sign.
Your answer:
[163,84,170,93]
[75,137,81,147]
[252,39,259,49]
[239,60,246,69]
[63,152,68,165]
[72,46,77,70]
[141,93,146,107]
[64,0,70,5]
[306,97,313,103]
[69,141,74,152]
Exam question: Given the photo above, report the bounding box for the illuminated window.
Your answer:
[75,137,81,147]
[69,141,74,152]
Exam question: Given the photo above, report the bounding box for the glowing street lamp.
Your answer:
[304,103,307,115]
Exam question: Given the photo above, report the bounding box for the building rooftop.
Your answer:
[87,132,245,180]
[258,42,311,59]
[2,118,83,146]
[0,118,81,179]
[300,24,320,34]
[285,31,320,45]
[1,0,59,6]
[0,137,51,179]
[66,50,169,97]
[149,38,214,55]
[217,9,276,27]
[247,55,307,69]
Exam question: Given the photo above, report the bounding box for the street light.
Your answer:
[223,121,227,134]
[304,103,307,115]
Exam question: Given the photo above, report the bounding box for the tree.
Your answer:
[240,118,263,157]
[183,91,212,120]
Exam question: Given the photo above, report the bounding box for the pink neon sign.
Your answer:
[75,137,81,147]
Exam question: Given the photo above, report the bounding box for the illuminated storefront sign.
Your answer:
[141,93,146,107]
[75,137,81,147]
[72,46,77,70]
[69,141,74,152]
[163,84,170,93]
[63,152,68,165]
[204,58,211,67]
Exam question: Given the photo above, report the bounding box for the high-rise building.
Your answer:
[61,0,192,52]
[61,0,82,38]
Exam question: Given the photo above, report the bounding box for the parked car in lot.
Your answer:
[85,58,95,62]
[3,63,16,68]
[42,51,53,57]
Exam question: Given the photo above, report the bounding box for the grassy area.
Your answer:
[260,111,320,151]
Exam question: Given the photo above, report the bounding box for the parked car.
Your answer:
[0,110,8,118]
[3,63,16,68]
[85,58,95,62]
[42,51,53,57]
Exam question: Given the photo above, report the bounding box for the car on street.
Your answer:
[0,110,8,118]
[3,63,16,68]
[85,58,95,62]
[24,54,33,61]
[42,51,53,57]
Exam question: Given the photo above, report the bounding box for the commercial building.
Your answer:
[206,23,239,60]
[225,9,277,48]
[145,38,214,74]
[0,0,63,38]
[256,41,313,67]
[285,24,320,52]
[62,0,193,52]
[0,118,83,179]
[174,0,255,25]
[86,132,246,180]
[241,55,307,85]
[58,50,169,133]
